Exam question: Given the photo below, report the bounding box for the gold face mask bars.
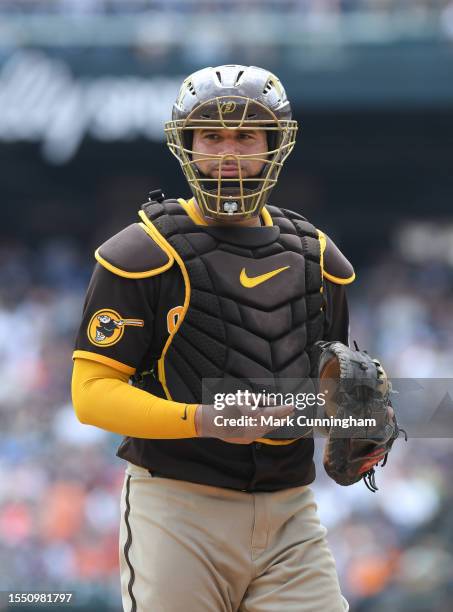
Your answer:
[165,96,298,220]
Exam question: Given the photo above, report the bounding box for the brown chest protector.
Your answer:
[140,199,324,405]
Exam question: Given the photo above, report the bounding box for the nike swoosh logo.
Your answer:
[240,266,290,288]
[181,405,188,420]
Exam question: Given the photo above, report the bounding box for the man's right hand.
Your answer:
[194,399,294,444]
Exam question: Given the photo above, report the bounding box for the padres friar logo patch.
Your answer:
[87,309,144,347]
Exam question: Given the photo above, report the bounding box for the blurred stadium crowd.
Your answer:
[1,0,452,609]
[0,0,450,14]
[0,231,452,610]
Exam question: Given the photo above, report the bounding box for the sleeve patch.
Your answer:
[87,309,144,347]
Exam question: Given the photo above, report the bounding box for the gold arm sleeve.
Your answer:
[71,357,198,439]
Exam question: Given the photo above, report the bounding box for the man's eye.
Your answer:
[204,133,219,140]
[239,133,254,140]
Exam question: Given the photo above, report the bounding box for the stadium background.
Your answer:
[1,1,453,610]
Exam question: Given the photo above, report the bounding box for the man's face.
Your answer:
[192,128,268,178]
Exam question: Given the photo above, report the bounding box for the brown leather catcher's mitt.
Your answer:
[314,340,407,492]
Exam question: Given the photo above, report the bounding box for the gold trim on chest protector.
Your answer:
[317,229,355,286]
[138,210,191,401]
[94,224,174,279]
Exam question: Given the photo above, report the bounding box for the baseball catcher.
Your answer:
[314,340,407,492]
[71,65,406,611]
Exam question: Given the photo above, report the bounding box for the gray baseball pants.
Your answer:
[119,461,348,612]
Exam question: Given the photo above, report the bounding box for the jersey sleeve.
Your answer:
[322,279,350,345]
[73,263,155,375]
[72,358,198,439]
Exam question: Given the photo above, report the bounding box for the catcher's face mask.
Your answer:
[165,95,298,221]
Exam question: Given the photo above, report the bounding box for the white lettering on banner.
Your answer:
[0,51,182,163]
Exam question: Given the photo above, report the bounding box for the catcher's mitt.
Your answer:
[314,340,407,492]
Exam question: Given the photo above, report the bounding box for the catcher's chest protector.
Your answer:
[141,200,324,403]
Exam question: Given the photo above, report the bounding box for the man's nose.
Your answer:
[219,146,241,158]
[218,135,242,156]
[219,152,240,163]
